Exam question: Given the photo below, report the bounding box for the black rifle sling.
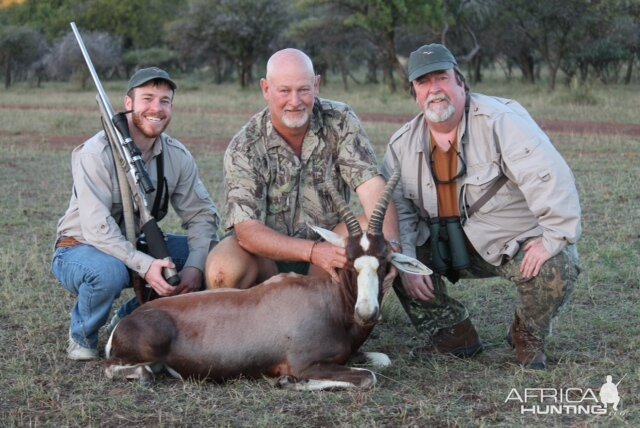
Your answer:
[150,145,168,220]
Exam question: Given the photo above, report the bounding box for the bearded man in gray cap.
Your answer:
[382,44,581,369]
[52,67,219,361]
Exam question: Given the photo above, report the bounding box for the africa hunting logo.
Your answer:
[505,375,624,415]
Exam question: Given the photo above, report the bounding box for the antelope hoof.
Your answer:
[105,364,155,387]
[275,375,299,389]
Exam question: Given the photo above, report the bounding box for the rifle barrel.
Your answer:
[70,22,115,119]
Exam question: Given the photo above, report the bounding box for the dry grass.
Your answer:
[0,79,638,427]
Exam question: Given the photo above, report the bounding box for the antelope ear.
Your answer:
[310,225,346,248]
[388,253,433,275]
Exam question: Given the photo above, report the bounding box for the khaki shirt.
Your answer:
[55,131,220,276]
[224,98,379,238]
[382,93,581,265]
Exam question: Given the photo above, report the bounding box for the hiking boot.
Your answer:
[67,332,98,361]
[412,318,484,358]
[509,314,547,370]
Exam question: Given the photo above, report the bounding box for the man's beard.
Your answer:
[132,111,169,138]
[281,109,310,129]
[423,94,456,123]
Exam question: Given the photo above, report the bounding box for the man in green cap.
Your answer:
[382,44,581,369]
[52,67,220,361]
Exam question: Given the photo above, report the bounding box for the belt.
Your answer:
[55,236,82,249]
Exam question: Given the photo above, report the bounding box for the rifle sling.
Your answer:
[150,146,168,220]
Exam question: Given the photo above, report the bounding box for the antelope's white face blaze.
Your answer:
[353,255,380,325]
[359,234,370,252]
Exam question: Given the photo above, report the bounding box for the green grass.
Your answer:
[0,79,639,427]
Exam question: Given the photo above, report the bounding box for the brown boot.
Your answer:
[509,314,547,370]
[412,318,483,358]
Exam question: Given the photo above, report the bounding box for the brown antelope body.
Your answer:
[104,165,431,390]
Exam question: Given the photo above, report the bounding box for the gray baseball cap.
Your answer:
[407,44,457,82]
[127,67,177,92]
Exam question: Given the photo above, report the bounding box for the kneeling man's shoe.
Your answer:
[509,314,547,370]
[412,318,483,358]
[67,331,98,361]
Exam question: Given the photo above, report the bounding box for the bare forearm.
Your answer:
[235,220,314,262]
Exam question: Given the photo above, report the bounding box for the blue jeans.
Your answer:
[51,234,189,349]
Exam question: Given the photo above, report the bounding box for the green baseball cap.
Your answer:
[127,67,177,92]
[407,44,457,82]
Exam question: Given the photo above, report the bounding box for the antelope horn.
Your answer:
[325,159,362,236]
[367,149,401,236]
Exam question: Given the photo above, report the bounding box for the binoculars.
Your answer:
[428,217,471,274]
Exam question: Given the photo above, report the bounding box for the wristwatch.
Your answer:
[388,239,402,252]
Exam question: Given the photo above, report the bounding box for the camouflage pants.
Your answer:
[394,239,580,341]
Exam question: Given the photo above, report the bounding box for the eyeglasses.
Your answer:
[429,142,467,184]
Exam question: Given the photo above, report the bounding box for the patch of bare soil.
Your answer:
[2,113,638,153]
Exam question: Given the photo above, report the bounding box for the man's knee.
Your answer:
[55,248,129,294]
[205,236,259,289]
[90,257,129,296]
[516,246,580,336]
[539,245,580,303]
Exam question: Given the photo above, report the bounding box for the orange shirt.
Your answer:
[431,139,460,218]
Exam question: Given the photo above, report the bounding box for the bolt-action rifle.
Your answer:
[70,22,180,289]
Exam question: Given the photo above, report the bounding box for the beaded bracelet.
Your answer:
[308,241,318,263]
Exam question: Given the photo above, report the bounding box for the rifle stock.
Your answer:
[71,22,180,287]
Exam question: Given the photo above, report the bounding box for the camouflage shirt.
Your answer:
[224,98,379,239]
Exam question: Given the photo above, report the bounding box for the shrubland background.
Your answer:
[0,70,639,427]
[1,0,639,94]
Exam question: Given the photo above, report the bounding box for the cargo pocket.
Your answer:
[463,162,511,213]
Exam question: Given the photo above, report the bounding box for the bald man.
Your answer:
[205,48,401,289]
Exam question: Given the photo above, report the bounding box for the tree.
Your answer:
[318,0,444,92]
[616,0,640,84]
[43,30,122,89]
[80,0,186,50]
[489,1,540,83]
[439,0,495,84]
[0,25,47,88]
[286,2,375,90]
[552,0,638,85]
[501,0,602,90]
[167,0,289,87]
[5,0,184,50]
[3,0,83,41]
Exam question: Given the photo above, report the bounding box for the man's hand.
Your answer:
[144,259,178,296]
[175,266,203,295]
[310,241,348,282]
[381,265,399,292]
[520,237,552,279]
[401,272,435,301]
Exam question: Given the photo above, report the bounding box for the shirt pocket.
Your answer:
[504,138,541,163]
[463,162,511,213]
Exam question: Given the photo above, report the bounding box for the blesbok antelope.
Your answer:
[104,165,431,390]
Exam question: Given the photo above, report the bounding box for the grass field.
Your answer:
[0,77,639,427]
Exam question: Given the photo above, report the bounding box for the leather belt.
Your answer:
[55,236,82,249]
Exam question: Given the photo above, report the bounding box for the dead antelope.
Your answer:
[104,166,431,390]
